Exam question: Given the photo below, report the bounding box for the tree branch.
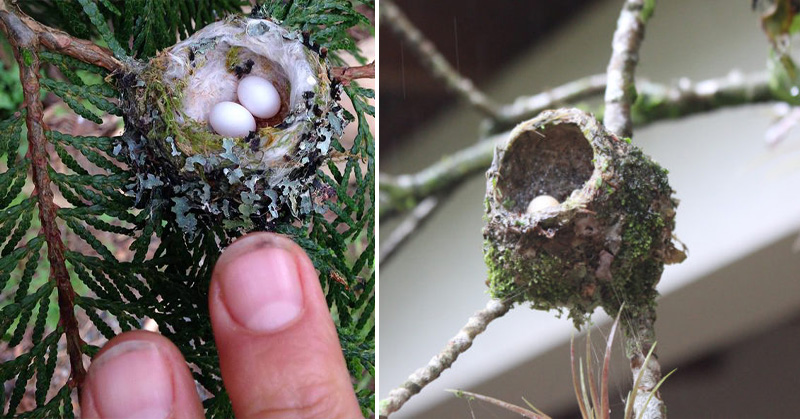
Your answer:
[624,308,665,419]
[603,0,653,138]
[604,2,664,416]
[491,73,608,134]
[380,71,774,218]
[331,61,374,86]
[379,299,512,418]
[0,7,87,388]
[0,1,121,72]
[380,0,502,120]
[380,135,497,217]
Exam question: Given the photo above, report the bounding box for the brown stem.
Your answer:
[331,61,375,86]
[0,6,86,389]
[0,1,121,72]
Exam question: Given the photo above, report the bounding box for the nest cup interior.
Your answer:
[497,123,594,213]
[175,43,292,130]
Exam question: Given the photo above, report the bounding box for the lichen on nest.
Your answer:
[483,108,686,327]
[115,15,347,235]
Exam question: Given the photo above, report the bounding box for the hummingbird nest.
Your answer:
[116,16,346,235]
[483,108,685,326]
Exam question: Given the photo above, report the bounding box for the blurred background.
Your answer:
[379,0,800,417]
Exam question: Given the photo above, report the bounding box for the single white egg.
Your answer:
[526,195,559,214]
[237,76,281,119]
[209,101,256,137]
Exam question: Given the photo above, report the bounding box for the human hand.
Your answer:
[80,232,362,418]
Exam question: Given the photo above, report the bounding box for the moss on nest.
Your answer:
[115,16,347,236]
[483,108,685,326]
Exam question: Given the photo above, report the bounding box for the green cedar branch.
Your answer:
[378,299,512,418]
[380,0,502,120]
[603,0,654,138]
[380,70,773,218]
[0,7,87,388]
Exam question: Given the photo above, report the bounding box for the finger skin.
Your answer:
[80,330,204,419]
[210,232,361,419]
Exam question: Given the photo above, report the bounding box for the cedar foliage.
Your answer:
[0,0,375,417]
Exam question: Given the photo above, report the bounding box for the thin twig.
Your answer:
[603,0,653,138]
[331,61,375,86]
[380,0,502,120]
[379,299,512,418]
[379,195,439,265]
[491,73,608,134]
[0,6,87,388]
[380,71,773,219]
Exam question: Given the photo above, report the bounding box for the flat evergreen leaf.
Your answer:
[34,339,58,407]
[76,0,129,59]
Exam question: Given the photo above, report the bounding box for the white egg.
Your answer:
[237,76,281,119]
[526,195,559,214]
[209,101,256,137]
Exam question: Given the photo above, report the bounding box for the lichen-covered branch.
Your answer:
[0,6,86,388]
[0,1,121,72]
[380,134,498,217]
[631,71,771,123]
[331,61,374,86]
[378,299,512,418]
[603,0,654,138]
[491,73,608,134]
[604,2,664,416]
[624,308,665,419]
[380,0,502,119]
[380,71,773,218]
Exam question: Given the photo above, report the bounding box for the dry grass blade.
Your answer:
[586,328,600,415]
[601,313,621,419]
[447,389,551,419]
[522,396,551,418]
[580,363,595,419]
[571,334,591,419]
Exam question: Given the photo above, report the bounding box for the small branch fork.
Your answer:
[380,0,503,120]
[378,299,512,418]
[0,3,87,388]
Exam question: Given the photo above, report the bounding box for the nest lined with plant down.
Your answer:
[116,15,346,235]
[483,108,686,326]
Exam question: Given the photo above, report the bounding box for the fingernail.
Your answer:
[217,243,304,332]
[88,340,173,419]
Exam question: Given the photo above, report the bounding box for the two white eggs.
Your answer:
[208,76,281,138]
